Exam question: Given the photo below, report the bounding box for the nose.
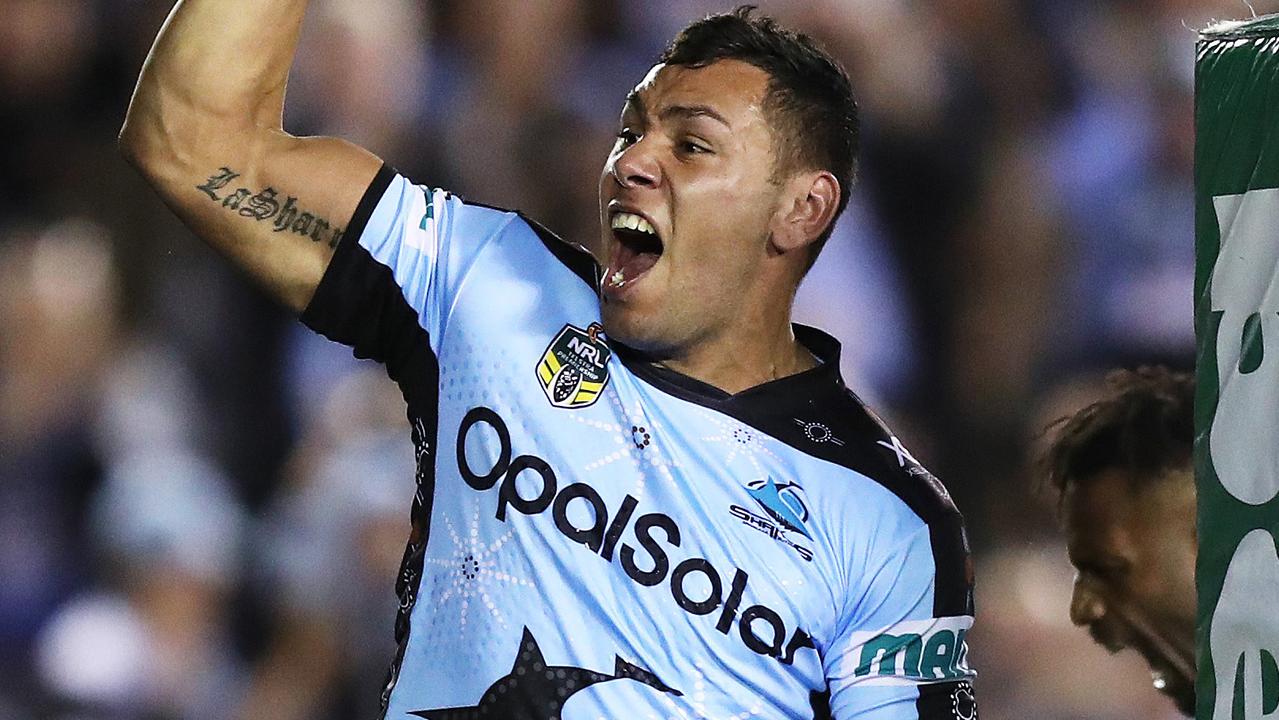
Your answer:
[1070,575,1107,627]
[610,138,661,190]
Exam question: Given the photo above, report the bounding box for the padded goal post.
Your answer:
[1196,14,1279,720]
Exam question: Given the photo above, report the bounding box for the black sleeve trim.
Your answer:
[915,680,977,720]
[301,162,397,326]
[296,163,438,412]
[349,163,398,243]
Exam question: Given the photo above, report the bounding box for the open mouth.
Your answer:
[604,211,663,295]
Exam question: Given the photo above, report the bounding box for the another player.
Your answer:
[1039,367,1195,716]
[121,3,977,718]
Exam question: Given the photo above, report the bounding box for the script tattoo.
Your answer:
[196,167,346,248]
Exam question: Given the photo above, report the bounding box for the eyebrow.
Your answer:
[621,91,645,123]
[661,104,731,129]
[622,92,731,129]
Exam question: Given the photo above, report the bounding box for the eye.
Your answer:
[679,139,711,155]
[615,129,640,147]
[1090,562,1130,584]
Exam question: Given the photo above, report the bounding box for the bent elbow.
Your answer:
[117,107,199,187]
[117,107,171,182]
[117,117,148,169]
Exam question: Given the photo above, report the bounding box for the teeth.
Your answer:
[610,212,655,236]
[610,269,625,287]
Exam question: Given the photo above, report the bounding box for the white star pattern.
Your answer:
[564,390,680,500]
[636,661,765,719]
[694,409,785,483]
[422,499,532,631]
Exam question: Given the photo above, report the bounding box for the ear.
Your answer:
[770,170,840,255]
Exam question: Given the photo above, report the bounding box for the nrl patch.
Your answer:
[536,323,611,409]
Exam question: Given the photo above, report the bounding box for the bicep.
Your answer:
[139,128,382,313]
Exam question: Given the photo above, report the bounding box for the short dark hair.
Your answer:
[1039,366,1195,509]
[660,6,859,270]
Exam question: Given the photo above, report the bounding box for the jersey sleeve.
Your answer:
[300,165,518,384]
[824,515,977,720]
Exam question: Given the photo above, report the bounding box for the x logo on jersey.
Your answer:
[876,436,918,468]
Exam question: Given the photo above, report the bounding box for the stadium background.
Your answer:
[0,0,1246,717]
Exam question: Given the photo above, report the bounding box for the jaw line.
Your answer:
[1108,602,1195,686]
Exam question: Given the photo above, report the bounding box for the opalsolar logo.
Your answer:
[455,407,820,666]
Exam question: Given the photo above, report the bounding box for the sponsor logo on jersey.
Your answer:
[746,478,811,538]
[877,435,956,508]
[727,478,814,561]
[456,407,819,669]
[838,616,974,686]
[536,323,611,409]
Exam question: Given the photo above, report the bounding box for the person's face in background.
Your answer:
[1063,467,1197,715]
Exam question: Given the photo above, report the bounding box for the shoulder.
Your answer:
[815,390,960,527]
[450,196,600,291]
[749,362,974,618]
[820,392,974,616]
[761,376,961,532]
[358,168,600,290]
[507,210,601,291]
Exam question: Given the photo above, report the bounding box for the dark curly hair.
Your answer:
[1039,366,1195,509]
[661,6,858,270]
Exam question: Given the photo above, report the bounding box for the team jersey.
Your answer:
[301,166,978,720]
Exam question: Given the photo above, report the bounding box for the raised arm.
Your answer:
[119,0,383,313]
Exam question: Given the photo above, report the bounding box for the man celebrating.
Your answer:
[121,3,976,718]
[1040,367,1196,716]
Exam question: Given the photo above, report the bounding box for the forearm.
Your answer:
[120,0,309,165]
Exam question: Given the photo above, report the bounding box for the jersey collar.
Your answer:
[609,324,845,415]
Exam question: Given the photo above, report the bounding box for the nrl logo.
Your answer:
[536,323,612,409]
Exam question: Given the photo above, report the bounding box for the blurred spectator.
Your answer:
[36,450,249,720]
[0,220,122,701]
[239,368,413,720]
[1043,0,1199,373]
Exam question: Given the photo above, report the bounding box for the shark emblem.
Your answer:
[746,478,812,539]
[410,627,681,719]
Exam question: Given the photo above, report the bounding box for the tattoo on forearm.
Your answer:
[196,167,346,248]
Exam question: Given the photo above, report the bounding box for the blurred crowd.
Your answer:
[0,0,1252,717]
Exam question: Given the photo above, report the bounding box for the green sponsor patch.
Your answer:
[849,617,973,684]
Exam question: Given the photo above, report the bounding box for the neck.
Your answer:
[621,259,818,394]
[657,317,818,395]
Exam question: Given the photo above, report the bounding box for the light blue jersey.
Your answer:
[302,167,978,720]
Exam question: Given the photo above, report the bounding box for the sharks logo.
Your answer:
[746,478,811,539]
[411,627,680,719]
[728,478,814,561]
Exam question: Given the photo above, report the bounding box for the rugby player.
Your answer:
[120,2,978,718]
[1040,367,1196,716]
